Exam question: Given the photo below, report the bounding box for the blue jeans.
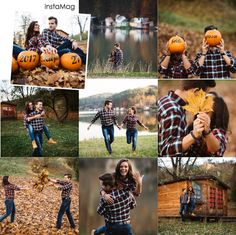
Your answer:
[57,40,86,64]
[180,203,188,221]
[28,124,52,141]
[105,223,133,235]
[188,198,195,213]
[0,199,16,222]
[126,128,138,151]
[56,198,75,229]
[13,43,25,58]
[32,131,43,157]
[95,225,106,235]
[102,125,114,154]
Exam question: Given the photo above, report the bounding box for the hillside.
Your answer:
[79,85,157,110]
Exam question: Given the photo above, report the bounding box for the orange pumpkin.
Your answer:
[12,57,18,73]
[168,35,185,54]
[205,29,222,46]
[40,53,60,69]
[17,51,39,70]
[60,53,82,71]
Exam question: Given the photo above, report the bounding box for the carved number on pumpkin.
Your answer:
[20,55,36,63]
[71,55,78,64]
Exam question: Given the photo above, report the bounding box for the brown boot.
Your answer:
[32,140,37,149]
[48,138,57,144]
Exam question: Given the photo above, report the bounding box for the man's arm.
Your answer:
[97,198,107,216]
[87,111,100,130]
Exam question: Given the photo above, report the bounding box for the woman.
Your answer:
[24,101,57,149]
[91,159,143,235]
[0,176,28,223]
[187,92,229,157]
[158,39,193,79]
[187,186,195,216]
[121,107,148,152]
[13,21,48,57]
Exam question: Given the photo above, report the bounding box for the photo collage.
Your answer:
[0,0,236,234]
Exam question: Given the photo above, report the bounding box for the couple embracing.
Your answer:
[87,100,148,155]
[158,80,229,157]
[91,159,143,235]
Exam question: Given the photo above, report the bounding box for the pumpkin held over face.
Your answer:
[12,57,18,73]
[40,53,60,69]
[60,53,82,71]
[205,29,222,46]
[17,51,39,70]
[168,35,185,54]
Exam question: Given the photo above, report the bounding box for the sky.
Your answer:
[79,79,158,98]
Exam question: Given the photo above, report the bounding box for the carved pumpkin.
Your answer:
[40,53,60,69]
[12,57,18,73]
[60,53,82,71]
[205,29,222,46]
[168,35,185,54]
[17,51,39,70]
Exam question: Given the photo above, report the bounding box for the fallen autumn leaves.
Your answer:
[0,177,79,235]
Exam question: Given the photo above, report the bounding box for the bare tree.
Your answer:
[75,15,88,41]
[158,157,198,180]
[21,14,32,35]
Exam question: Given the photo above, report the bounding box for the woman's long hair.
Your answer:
[25,101,34,115]
[209,92,229,131]
[25,21,39,48]
[2,176,10,187]
[188,186,195,194]
[115,159,136,186]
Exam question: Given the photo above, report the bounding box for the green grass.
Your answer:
[1,119,78,157]
[88,71,157,78]
[158,218,236,235]
[79,135,157,157]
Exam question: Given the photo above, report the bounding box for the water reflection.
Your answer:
[88,28,157,72]
[79,111,157,141]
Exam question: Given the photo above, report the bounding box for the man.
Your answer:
[50,174,76,230]
[158,80,216,157]
[41,16,86,64]
[27,99,45,157]
[192,25,236,79]
[96,173,136,235]
[111,43,123,71]
[87,100,120,155]
[179,188,188,222]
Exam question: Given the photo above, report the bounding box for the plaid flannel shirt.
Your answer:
[114,48,123,67]
[91,108,118,127]
[4,184,20,200]
[192,49,236,79]
[23,109,45,129]
[158,56,193,79]
[41,29,69,49]
[97,189,136,223]
[158,91,187,157]
[27,35,44,54]
[29,110,44,131]
[122,114,143,129]
[186,128,227,157]
[57,180,72,199]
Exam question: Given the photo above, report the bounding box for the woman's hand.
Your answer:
[164,42,171,56]
[104,193,114,204]
[192,118,204,138]
[133,171,142,185]
[197,112,211,132]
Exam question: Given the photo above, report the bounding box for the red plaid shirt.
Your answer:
[192,49,236,79]
[158,91,187,157]
[158,56,193,78]
[186,128,227,157]
[4,184,20,200]
[122,114,143,129]
[27,35,44,54]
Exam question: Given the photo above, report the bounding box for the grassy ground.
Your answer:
[79,135,157,157]
[1,119,78,157]
[158,218,236,235]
